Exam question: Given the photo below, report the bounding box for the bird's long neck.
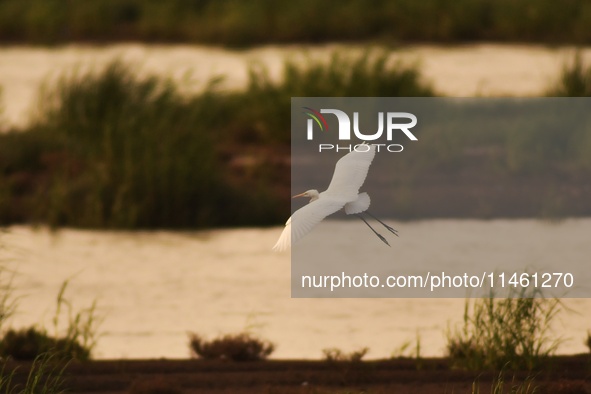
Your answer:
[308,190,320,202]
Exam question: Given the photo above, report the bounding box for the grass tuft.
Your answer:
[0,279,99,361]
[0,352,69,394]
[472,370,538,394]
[275,51,435,98]
[447,288,563,371]
[0,327,88,361]
[0,269,16,334]
[322,347,369,363]
[189,332,275,362]
[547,52,591,97]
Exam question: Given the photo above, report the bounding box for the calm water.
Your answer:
[1,45,590,359]
[3,221,590,360]
[1,44,591,128]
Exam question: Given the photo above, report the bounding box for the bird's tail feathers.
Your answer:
[344,192,371,215]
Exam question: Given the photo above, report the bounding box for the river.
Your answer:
[1,43,591,128]
[2,221,590,360]
[0,44,590,360]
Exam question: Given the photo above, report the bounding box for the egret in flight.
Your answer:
[273,143,397,252]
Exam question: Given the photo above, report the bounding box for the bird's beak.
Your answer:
[292,192,306,199]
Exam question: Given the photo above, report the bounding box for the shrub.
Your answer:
[0,279,100,361]
[0,327,88,361]
[322,347,369,363]
[447,288,563,370]
[189,333,274,361]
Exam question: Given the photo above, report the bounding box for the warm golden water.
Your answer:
[3,221,590,360]
[1,44,591,128]
[1,44,590,359]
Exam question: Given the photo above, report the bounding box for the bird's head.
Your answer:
[292,189,320,202]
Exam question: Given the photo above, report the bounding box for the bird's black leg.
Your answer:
[356,214,390,246]
[365,211,399,237]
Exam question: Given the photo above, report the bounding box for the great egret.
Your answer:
[273,143,397,252]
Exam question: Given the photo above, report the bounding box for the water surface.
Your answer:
[3,221,590,360]
[1,44,590,128]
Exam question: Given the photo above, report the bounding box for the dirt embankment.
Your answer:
[4,356,591,394]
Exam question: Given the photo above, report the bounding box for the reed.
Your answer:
[27,61,227,228]
[1,0,591,46]
[446,288,563,371]
[546,52,591,97]
[3,52,591,227]
[472,370,538,394]
[0,353,68,394]
[0,279,99,362]
[0,53,433,228]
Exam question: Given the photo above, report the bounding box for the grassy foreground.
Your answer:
[2,0,591,46]
[1,356,589,394]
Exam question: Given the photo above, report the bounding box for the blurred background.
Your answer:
[0,0,590,361]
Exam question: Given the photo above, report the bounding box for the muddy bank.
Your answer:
[3,356,590,393]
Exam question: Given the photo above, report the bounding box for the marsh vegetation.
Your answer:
[2,0,591,47]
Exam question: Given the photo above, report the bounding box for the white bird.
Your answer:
[273,143,397,252]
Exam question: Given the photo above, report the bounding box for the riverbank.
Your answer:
[3,356,590,393]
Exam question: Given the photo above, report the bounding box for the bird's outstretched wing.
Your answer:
[273,143,377,252]
[272,198,345,252]
[324,143,376,201]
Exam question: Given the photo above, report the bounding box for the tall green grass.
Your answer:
[0,279,100,361]
[6,61,266,228]
[239,51,435,145]
[2,52,591,227]
[0,353,68,394]
[29,61,229,228]
[50,280,100,360]
[446,288,563,371]
[547,52,591,97]
[0,268,15,335]
[0,52,433,228]
[472,370,538,394]
[0,267,70,393]
[2,0,591,46]
[266,52,435,98]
